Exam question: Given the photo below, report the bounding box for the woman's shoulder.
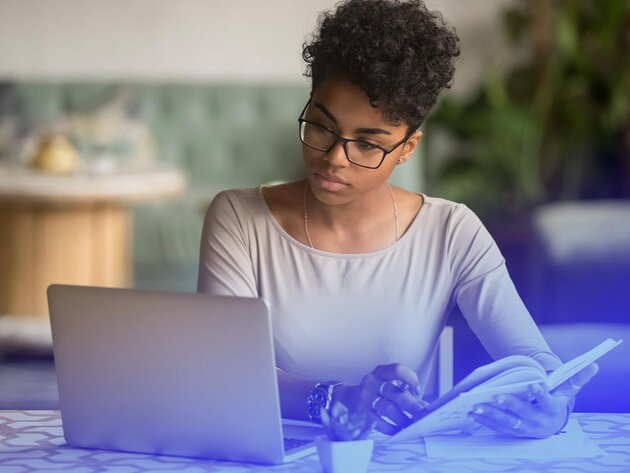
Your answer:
[208,187,264,211]
[211,182,300,207]
[417,192,478,227]
[411,193,494,256]
[203,187,267,229]
[211,187,259,202]
[421,192,464,212]
[205,182,303,227]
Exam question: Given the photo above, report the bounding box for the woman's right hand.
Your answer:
[332,363,428,435]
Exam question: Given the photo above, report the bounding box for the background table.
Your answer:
[1,411,629,472]
[0,166,186,319]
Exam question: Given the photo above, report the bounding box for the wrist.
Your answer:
[331,382,352,406]
[306,381,343,423]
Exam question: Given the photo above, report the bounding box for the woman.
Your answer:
[197,0,597,438]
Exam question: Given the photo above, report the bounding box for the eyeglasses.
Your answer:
[297,99,416,169]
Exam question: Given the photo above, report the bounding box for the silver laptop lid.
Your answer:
[48,284,287,464]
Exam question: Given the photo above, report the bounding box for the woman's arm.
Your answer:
[198,193,324,421]
[446,204,561,370]
[197,191,257,296]
[277,368,321,421]
[446,204,597,436]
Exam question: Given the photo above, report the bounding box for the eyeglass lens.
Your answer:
[300,122,384,168]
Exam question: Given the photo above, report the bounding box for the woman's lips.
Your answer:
[314,173,349,192]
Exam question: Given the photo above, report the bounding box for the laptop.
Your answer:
[47,284,321,464]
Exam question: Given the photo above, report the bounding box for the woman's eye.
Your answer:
[356,141,377,151]
[316,122,334,133]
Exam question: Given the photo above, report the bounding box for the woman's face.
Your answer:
[301,77,421,206]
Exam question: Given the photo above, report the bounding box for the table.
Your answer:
[0,166,186,319]
[1,411,629,472]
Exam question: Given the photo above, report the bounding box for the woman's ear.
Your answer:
[396,131,423,165]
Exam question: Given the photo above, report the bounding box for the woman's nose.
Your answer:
[324,141,350,167]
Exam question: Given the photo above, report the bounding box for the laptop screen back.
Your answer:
[48,284,286,464]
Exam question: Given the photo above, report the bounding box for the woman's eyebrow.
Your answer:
[314,102,392,136]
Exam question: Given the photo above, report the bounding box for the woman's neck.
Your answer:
[304,180,398,251]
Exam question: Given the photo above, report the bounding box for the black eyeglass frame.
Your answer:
[297,99,417,169]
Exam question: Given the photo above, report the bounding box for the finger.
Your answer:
[379,382,427,418]
[570,363,599,389]
[356,374,385,410]
[470,411,533,438]
[493,388,566,432]
[576,362,599,384]
[372,364,421,394]
[373,396,412,429]
[391,379,422,397]
[355,380,404,419]
[373,417,399,435]
[356,376,407,412]
[471,404,533,436]
[492,393,539,421]
[529,383,558,413]
[555,363,599,396]
[368,409,399,435]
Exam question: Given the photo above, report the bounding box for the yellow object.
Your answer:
[30,135,79,174]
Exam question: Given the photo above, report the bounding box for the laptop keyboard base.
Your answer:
[283,437,313,452]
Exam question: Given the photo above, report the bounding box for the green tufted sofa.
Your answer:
[0,82,424,293]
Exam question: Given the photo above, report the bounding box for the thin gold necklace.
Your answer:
[303,180,400,250]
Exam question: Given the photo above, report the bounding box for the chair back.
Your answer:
[423,326,454,400]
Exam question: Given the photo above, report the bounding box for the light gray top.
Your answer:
[197,187,561,387]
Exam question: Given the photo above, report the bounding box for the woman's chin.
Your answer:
[308,183,353,206]
[308,173,351,195]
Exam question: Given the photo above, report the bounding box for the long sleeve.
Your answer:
[196,191,258,298]
[447,204,562,371]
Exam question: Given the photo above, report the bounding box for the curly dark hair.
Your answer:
[302,0,460,132]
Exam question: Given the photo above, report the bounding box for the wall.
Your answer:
[0,0,519,95]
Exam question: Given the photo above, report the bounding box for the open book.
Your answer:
[388,338,622,442]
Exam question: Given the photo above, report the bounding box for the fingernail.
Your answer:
[473,407,484,415]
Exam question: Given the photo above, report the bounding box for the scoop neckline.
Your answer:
[256,184,429,259]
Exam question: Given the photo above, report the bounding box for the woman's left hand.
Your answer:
[469,363,599,438]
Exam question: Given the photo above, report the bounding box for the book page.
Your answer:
[470,366,546,392]
[546,338,623,389]
[388,338,623,443]
[392,377,543,439]
[420,355,543,416]
[389,362,546,441]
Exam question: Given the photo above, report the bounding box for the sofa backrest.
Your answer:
[0,81,424,291]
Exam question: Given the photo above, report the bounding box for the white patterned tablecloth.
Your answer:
[1,411,629,473]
